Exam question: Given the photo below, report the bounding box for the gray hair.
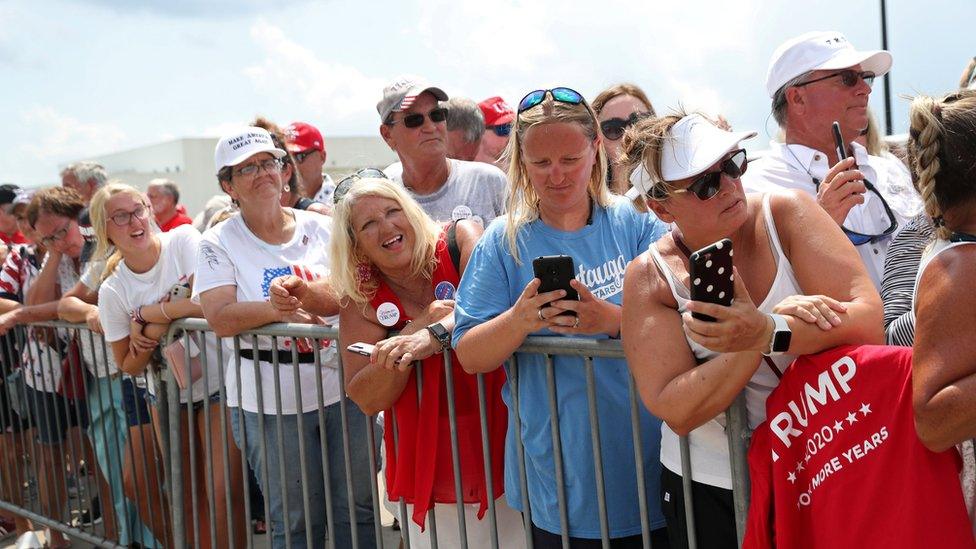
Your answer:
[147,178,180,204]
[445,97,485,144]
[60,161,108,188]
[771,72,812,128]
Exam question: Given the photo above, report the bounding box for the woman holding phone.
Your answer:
[453,87,670,546]
[619,111,883,548]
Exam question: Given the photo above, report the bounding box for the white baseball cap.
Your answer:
[376,75,448,122]
[214,127,286,174]
[766,31,892,98]
[625,114,756,200]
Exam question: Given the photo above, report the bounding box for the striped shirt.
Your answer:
[880,214,934,347]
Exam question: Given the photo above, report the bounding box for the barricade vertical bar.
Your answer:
[234,335,259,549]
[99,332,139,546]
[627,376,652,549]
[57,333,86,535]
[389,405,411,549]
[135,371,165,547]
[23,338,47,522]
[119,371,147,547]
[288,337,315,549]
[31,341,58,525]
[214,337,240,548]
[181,336,201,549]
[10,333,35,523]
[413,363,439,549]
[364,415,383,549]
[726,393,750,546]
[543,354,570,549]
[338,354,361,548]
[85,329,116,541]
[475,373,499,549]
[313,344,336,548]
[192,331,218,549]
[508,356,534,549]
[250,333,275,546]
[441,352,469,549]
[68,332,100,539]
[168,334,186,549]
[582,356,610,548]
[679,436,697,549]
[268,336,293,549]
[2,333,28,530]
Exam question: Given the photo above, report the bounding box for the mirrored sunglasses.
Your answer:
[517,87,585,114]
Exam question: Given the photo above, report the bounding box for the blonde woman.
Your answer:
[453,87,670,546]
[91,183,243,548]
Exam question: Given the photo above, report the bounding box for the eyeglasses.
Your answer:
[234,158,282,178]
[39,220,71,247]
[487,123,512,137]
[653,149,748,201]
[293,150,317,164]
[600,112,650,141]
[389,107,448,129]
[518,87,585,114]
[333,168,388,204]
[109,205,151,227]
[794,70,876,89]
[814,178,897,246]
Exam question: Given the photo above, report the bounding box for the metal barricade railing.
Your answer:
[0,319,752,548]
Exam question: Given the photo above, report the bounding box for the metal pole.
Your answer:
[880,0,893,135]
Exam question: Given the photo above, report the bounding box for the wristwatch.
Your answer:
[763,314,792,356]
[426,322,452,353]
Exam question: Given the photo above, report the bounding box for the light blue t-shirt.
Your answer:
[454,199,668,538]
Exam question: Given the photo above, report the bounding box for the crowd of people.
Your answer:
[0,30,973,549]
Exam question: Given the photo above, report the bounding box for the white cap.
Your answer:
[376,75,449,122]
[625,114,756,200]
[214,127,286,174]
[766,31,892,98]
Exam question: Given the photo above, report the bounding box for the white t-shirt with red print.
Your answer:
[744,345,974,548]
[192,209,339,415]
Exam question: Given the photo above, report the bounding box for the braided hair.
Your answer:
[907,90,976,240]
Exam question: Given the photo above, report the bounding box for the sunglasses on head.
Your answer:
[794,69,876,89]
[600,112,650,141]
[517,87,585,114]
[390,107,448,129]
[487,123,512,137]
[333,168,388,204]
[651,149,748,201]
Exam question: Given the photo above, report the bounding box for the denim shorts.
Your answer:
[24,385,89,445]
[120,377,152,427]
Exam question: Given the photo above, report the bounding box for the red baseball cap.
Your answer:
[478,97,514,127]
[284,122,325,154]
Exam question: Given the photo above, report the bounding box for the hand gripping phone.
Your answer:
[346,342,375,357]
[532,255,579,316]
[689,239,734,322]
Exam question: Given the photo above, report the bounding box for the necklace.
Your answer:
[783,143,822,188]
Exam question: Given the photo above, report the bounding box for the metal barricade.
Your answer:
[0,319,752,549]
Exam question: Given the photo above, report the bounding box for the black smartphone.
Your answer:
[831,121,847,163]
[532,255,579,316]
[689,239,734,322]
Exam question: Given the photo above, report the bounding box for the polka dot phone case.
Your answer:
[689,238,733,322]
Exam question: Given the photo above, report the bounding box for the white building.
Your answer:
[65,136,398,218]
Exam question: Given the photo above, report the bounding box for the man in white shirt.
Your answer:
[743,31,921,289]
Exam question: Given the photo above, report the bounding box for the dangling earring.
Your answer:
[356,261,374,283]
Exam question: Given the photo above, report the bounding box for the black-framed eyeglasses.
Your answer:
[517,87,585,115]
[794,70,876,89]
[109,204,150,227]
[39,220,71,247]
[812,178,897,246]
[651,149,748,201]
[600,111,650,141]
[293,150,317,164]
[487,123,512,137]
[389,107,448,129]
[333,168,388,205]
[234,158,282,178]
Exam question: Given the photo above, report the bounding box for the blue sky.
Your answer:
[2,0,972,187]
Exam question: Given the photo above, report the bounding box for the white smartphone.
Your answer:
[346,342,375,357]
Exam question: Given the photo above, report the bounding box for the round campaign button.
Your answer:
[434,281,456,300]
[376,302,400,327]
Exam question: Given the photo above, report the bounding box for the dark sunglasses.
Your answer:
[652,149,748,201]
[813,178,897,246]
[600,112,650,141]
[293,149,317,163]
[517,87,585,114]
[487,123,512,137]
[390,107,448,129]
[333,168,388,204]
[794,69,876,89]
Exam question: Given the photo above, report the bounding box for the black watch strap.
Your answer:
[426,323,451,352]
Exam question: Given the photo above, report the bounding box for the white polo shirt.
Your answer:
[743,141,921,289]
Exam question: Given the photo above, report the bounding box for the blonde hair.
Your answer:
[859,107,890,157]
[617,108,689,201]
[591,83,655,117]
[330,178,442,305]
[89,182,152,283]
[908,89,976,240]
[503,92,611,263]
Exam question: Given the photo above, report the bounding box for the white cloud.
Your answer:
[20,106,127,161]
[243,21,386,122]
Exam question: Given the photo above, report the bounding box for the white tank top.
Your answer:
[648,193,802,489]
